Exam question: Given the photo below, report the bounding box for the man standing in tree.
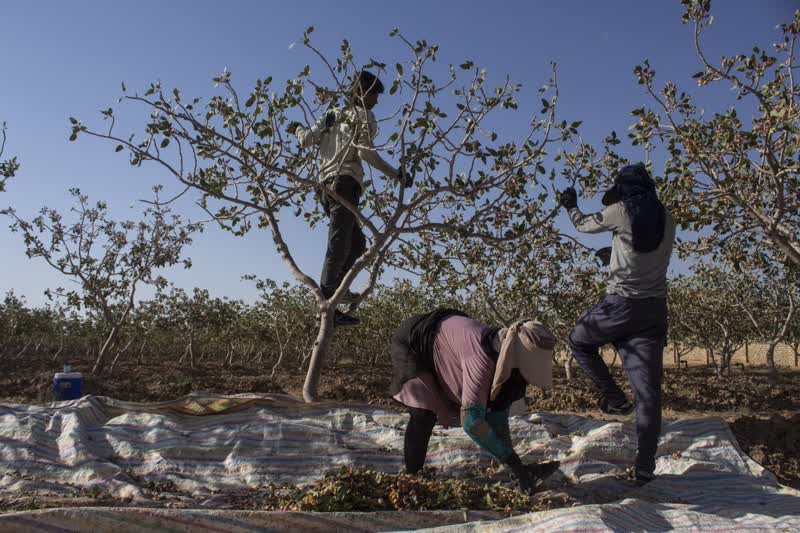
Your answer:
[559,163,675,485]
[288,71,410,327]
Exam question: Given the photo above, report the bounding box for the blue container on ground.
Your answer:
[53,370,83,401]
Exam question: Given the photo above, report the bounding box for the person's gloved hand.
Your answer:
[595,246,612,266]
[324,110,337,130]
[286,121,303,136]
[505,455,561,494]
[559,187,578,209]
[399,168,414,188]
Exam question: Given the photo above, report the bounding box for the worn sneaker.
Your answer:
[334,310,361,327]
[598,397,635,416]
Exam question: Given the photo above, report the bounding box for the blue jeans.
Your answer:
[568,294,667,474]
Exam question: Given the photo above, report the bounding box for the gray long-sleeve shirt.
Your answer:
[294,106,399,187]
[568,202,675,299]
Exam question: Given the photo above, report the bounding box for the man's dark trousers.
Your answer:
[567,294,667,474]
[320,175,366,299]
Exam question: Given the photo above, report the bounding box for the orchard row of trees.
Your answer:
[2,1,798,398]
[0,263,797,378]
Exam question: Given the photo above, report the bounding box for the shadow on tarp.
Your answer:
[638,471,800,520]
[0,507,503,533]
[420,472,800,532]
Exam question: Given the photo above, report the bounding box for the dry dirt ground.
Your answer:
[0,352,797,515]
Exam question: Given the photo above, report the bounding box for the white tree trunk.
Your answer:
[92,326,119,375]
[765,341,778,385]
[302,307,336,402]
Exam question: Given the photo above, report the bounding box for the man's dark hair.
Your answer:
[351,71,384,97]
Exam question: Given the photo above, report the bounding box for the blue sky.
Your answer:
[1,1,795,306]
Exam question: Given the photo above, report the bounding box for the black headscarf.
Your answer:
[603,163,666,253]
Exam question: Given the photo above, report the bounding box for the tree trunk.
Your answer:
[14,340,31,359]
[52,338,64,362]
[92,326,119,375]
[179,344,190,364]
[302,308,336,402]
[792,343,799,367]
[707,347,722,377]
[720,348,733,374]
[270,345,286,378]
[765,341,778,386]
[138,339,147,364]
[744,342,749,364]
[564,353,575,381]
[109,338,134,374]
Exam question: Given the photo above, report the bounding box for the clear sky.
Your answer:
[1,1,796,306]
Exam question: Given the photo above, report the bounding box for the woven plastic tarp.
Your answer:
[0,393,798,532]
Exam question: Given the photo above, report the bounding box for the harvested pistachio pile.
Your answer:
[223,467,573,514]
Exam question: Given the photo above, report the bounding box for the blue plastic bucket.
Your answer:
[53,372,83,401]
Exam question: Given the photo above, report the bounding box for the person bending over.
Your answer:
[390,309,560,493]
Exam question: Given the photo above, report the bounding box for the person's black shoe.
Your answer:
[334,310,360,327]
[634,468,655,486]
[598,397,635,416]
[529,460,561,483]
[507,456,561,494]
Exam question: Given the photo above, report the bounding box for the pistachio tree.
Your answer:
[669,265,749,376]
[0,291,34,358]
[630,1,800,266]
[721,242,797,381]
[2,189,199,374]
[73,31,582,401]
[0,123,19,192]
[246,278,317,376]
[153,286,207,369]
[786,309,800,367]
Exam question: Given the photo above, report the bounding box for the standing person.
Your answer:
[287,71,411,327]
[559,163,675,485]
[390,309,561,494]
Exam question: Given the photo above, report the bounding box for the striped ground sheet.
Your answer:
[0,393,798,531]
